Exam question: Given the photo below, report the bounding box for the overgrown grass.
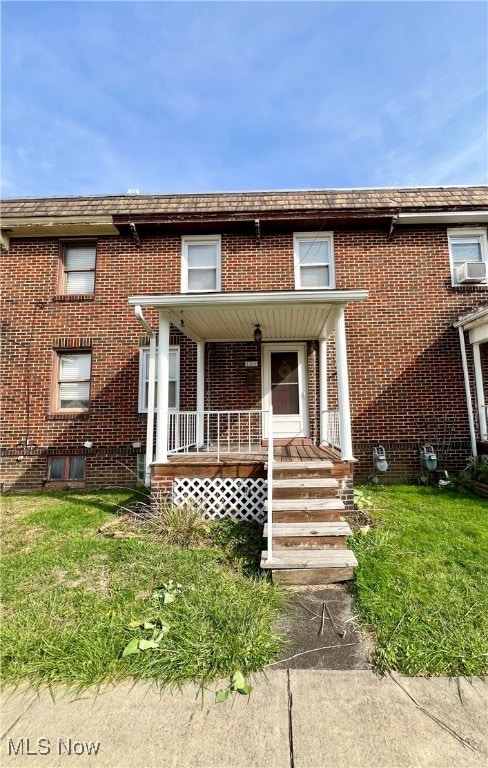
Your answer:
[1,491,284,690]
[350,484,488,677]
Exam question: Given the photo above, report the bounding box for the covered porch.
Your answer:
[455,305,488,455]
[129,289,368,482]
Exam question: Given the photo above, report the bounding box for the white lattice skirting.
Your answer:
[172,477,267,522]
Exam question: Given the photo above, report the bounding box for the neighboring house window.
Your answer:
[181,236,221,292]
[47,456,86,481]
[448,228,488,286]
[54,352,92,412]
[294,232,335,289]
[60,242,96,294]
[136,454,147,483]
[138,346,179,412]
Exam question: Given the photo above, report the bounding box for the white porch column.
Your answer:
[196,341,205,446]
[458,327,478,457]
[145,334,157,484]
[473,343,487,442]
[155,311,170,462]
[319,337,329,444]
[334,306,355,461]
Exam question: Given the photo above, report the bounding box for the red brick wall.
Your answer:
[1,225,485,489]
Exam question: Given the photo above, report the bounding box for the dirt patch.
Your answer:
[49,566,111,596]
[272,584,373,670]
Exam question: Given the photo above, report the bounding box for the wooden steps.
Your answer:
[261,456,356,585]
[260,549,358,585]
[263,521,351,549]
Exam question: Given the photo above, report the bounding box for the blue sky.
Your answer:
[2,1,487,197]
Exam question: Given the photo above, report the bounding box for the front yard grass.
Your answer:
[1,491,284,690]
[349,484,488,677]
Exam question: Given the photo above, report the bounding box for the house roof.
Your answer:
[2,186,488,219]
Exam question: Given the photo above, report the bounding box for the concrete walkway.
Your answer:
[1,671,486,768]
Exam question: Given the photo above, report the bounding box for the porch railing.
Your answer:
[322,408,341,448]
[168,409,269,459]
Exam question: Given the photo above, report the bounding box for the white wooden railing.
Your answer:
[322,408,341,448]
[168,409,271,460]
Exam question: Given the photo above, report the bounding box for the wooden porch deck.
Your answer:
[166,444,342,464]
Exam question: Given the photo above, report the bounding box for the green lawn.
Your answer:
[1,491,284,690]
[349,485,488,677]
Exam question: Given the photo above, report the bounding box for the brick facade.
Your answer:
[1,191,487,490]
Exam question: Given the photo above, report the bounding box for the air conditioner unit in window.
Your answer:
[455,262,487,284]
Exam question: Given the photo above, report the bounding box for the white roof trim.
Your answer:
[397,211,488,225]
[128,289,368,309]
[454,304,488,330]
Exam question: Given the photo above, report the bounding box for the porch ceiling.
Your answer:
[128,289,368,342]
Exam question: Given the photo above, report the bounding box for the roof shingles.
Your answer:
[1,186,487,219]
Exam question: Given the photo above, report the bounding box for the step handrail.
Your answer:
[266,406,273,563]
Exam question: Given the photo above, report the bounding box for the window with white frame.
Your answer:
[60,243,96,294]
[138,346,179,412]
[294,232,334,289]
[448,228,488,286]
[54,352,91,412]
[181,236,221,292]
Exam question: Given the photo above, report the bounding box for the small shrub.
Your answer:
[126,493,209,547]
[461,456,488,483]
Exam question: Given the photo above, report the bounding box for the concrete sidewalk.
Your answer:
[1,671,486,768]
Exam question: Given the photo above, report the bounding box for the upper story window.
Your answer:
[448,228,488,286]
[54,352,92,412]
[138,346,179,412]
[181,236,221,292]
[294,232,335,289]
[60,242,96,294]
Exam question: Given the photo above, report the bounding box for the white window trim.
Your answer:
[293,232,335,289]
[448,227,488,286]
[60,241,97,295]
[181,235,221,293]
[138,346,180,413]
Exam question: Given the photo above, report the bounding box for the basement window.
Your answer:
[48,456,86,481]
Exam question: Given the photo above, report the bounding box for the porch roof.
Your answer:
[454,304,488,345]
[128,289,368,342]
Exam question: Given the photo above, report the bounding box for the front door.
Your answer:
[262,343,308,439]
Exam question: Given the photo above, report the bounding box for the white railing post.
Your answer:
[155,312,170,463]
[335,306,355,461]
[266,406,273,563]
[145,335,157,485]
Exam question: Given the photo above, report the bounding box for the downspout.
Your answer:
[457,325,477,457]
[134,306,157,484]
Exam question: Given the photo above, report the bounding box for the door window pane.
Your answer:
[271,352,299,414]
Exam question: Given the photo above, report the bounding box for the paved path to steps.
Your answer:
[1,672,486,767]
[272,584,372,670]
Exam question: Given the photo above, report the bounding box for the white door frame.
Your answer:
[262,343,309,439]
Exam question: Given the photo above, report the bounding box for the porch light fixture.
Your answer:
[253,323,263,345]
